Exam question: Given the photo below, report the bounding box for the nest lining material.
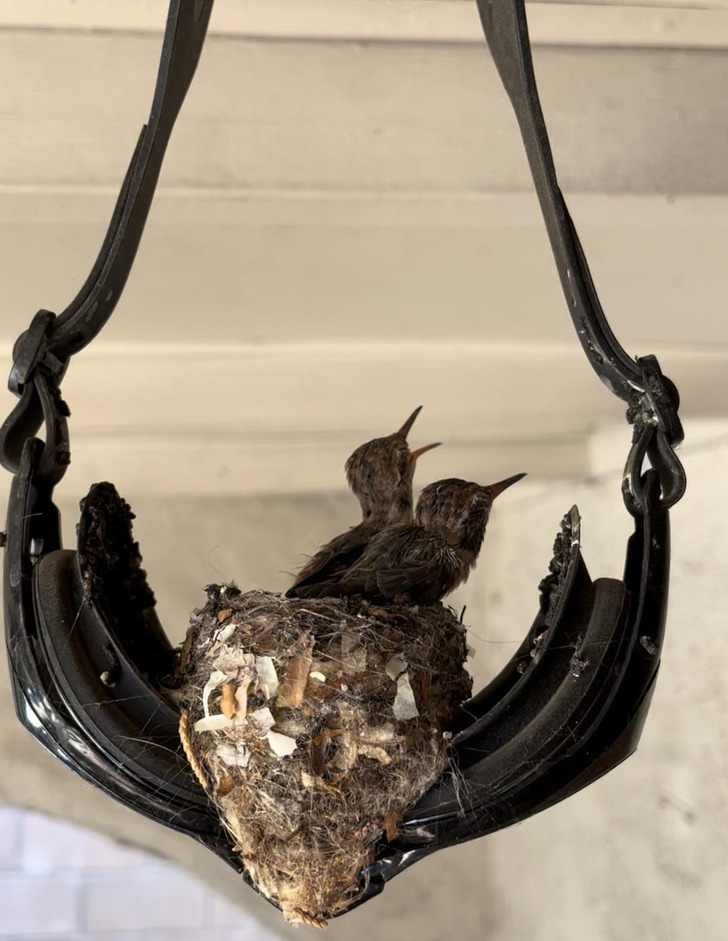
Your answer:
[175,585,472,926]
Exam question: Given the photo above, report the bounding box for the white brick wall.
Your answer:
[0,807,282,941]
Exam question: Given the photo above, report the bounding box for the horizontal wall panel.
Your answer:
[2,192,727,349]
[2,32,728,193]
[2,2,728,48]
[0,339,719,496]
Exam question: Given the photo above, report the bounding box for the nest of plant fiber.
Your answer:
[175,585,472,927]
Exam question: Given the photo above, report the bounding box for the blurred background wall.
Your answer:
[1,1,727,939]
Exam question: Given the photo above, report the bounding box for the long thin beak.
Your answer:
[409,442,442,462]
[396,405,423,440]
[488,472,527,499]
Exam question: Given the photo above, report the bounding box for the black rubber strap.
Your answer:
[475,0,640,397]
[52,0,214,357]
[474,0,685,512]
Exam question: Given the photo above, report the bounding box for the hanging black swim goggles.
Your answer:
[1,0,686,916]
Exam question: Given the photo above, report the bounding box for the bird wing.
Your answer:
[302,528,459,604]
[374,533,460,604]
[286,523,374,597]
[374,554,456,604]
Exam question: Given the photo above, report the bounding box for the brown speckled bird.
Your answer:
[286,407,440,597]
[296,474,526,604]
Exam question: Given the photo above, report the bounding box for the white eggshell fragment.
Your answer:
[392,672,419,721]
[194,714,234,733]
[267,730,298,757]
[255,656,280,699]
[248,707,275,736]
[201,670,227,718]
[215,743,251,768]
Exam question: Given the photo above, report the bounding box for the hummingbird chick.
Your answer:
[297,474,526,605]
[286,406,440,597]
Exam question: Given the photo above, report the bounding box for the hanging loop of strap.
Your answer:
[1,310,69,482]
[623,355,685,515]
[475,0,686,515]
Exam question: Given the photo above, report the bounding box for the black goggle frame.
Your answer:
[1,0,685,917]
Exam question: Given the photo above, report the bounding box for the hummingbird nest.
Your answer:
[174,585,472,927]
